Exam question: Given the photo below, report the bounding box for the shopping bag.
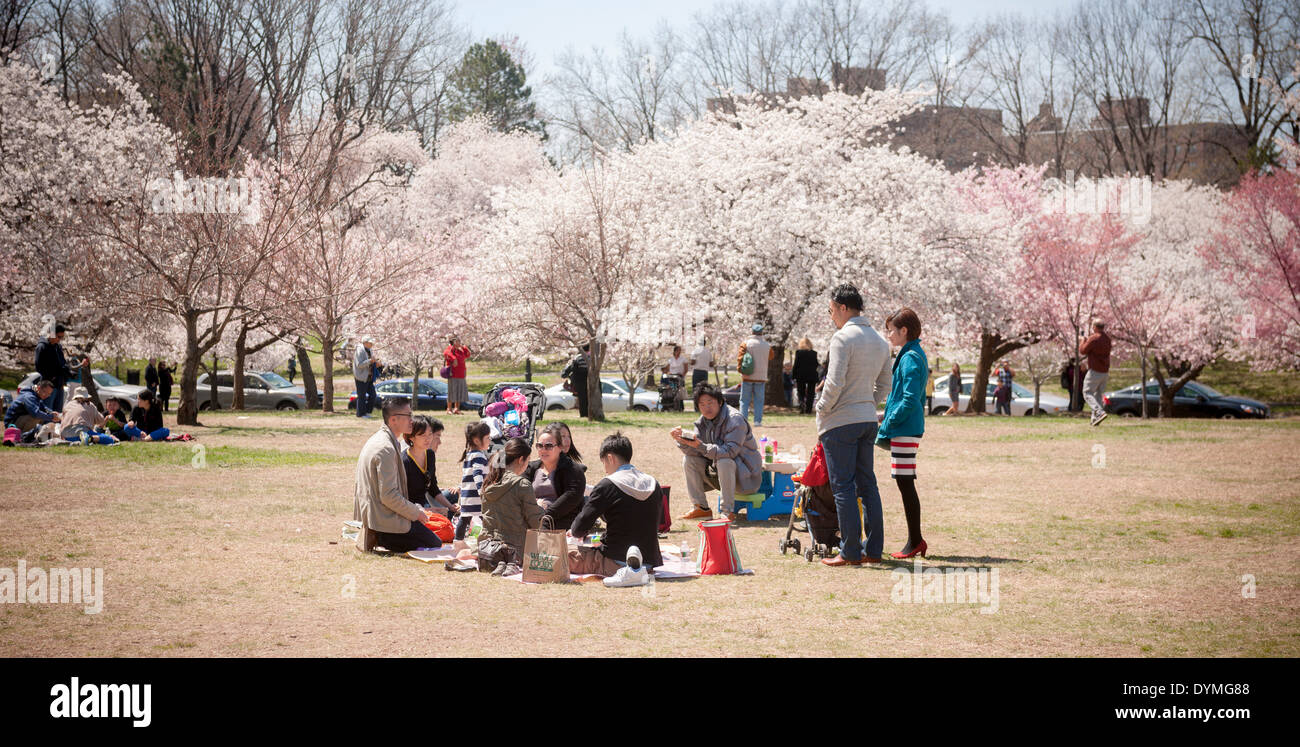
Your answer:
[697,518,744,575]
[522,515,571,583]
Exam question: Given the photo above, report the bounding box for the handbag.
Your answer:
[439,365,452,379]
[799,442,829,487]
[522,516,571,583]
[476,537,515,571]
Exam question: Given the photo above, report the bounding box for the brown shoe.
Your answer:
[722,512,739,522]
[680,507,713,520]
[821,555,863,567]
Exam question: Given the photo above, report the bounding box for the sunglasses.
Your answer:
[537,443,558,450]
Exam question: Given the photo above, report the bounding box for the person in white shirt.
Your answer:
[689,338,712,394]
[664,345,689,408]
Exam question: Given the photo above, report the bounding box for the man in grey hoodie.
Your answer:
[568,432,664,576]
[816,284,892,565]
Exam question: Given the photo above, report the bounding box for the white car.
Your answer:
[930,374,1069,416]
[543,378,660,412]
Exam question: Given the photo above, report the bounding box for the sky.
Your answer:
[460,0,1079,80]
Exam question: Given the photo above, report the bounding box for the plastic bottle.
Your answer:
[680,539,690,562]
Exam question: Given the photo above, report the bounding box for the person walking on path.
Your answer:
[793,338,819,414]
[442,337,471,415]
[353,336,379,418]
[816,284,892,567]
[737,324,774,425]
[944,362,962,414]
[878,308,929,560]
[287,356,297,384]
[1079,318,1112,426]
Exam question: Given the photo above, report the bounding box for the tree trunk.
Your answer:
[766,343,786,407]
[209,352,220,410]
[1139,348,1150,419]
[968,329,1028,414]
[177,313,201,426]
[79,359,103,411]
[1033,380,1041,415]
[232,326,248,410]
[1154,358,1204,418]
[296,341,319,410]
[587,342,605,422]
[412,364,422,411]
[321,338,336,413]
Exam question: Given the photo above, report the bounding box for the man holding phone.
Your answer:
[670,383,763,522]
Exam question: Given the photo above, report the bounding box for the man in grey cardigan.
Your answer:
[353,397,442,553]
[816,284,892,565]
[671,384,762,522]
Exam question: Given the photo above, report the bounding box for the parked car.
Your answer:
[543,378,659,412]
[930,374,1070,416]
[348,377,484,411]
[20,369,149,408]
[196,370,319,410]
[1103,379,1269,419]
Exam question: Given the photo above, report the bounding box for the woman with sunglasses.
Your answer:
[524,423,588,530]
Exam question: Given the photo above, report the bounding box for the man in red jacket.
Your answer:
[1079,319,1112,426]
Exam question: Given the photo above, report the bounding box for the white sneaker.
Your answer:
[603,564,650,587]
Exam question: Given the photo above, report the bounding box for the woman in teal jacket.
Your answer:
[878,308,929,559]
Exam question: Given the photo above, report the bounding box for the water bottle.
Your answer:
[680,539,690,562]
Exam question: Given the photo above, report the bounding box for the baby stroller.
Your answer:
[478,382,547,453]
[777,442,841,562]
[658,374,685,412]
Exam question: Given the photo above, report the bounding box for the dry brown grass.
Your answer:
[1,408,1297,657]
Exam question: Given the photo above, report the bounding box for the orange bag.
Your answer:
[422,512,455,542]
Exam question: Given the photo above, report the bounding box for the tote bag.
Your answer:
[522,516,571,583]
[696,518,744,575]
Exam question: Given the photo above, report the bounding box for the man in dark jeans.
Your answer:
[35,324,86,413]
[815,284,892,566]
[353,336,378,418]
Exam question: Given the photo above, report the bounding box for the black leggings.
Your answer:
[895,476,923,548]
[797,379,817,413]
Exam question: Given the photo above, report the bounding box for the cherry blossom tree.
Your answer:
[626,88,953,407]
[1204,168,1300,371]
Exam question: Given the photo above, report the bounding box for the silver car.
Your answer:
[930,374,1070,416]
[196,370,312,410]
[20,369,148,408]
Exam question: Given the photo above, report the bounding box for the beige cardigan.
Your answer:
[353,425,424,551]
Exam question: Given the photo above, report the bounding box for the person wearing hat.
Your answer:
[353,336,379,418]
[737,323,774,425]
[60,388,116,444]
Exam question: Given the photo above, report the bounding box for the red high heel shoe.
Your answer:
[890,540,927,559]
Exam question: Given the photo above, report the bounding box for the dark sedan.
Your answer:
[348,377,483,411]
[1104,380,1269,419]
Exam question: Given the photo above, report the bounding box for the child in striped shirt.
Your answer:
[457,421,492,540]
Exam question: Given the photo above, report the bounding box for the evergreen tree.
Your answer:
[448,39,545,138]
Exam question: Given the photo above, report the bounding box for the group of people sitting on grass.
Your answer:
[352,396,664,586]
[3,380,170,446]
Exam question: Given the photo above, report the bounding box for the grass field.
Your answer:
[1,408,1297,657]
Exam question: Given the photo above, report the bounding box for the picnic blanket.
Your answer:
[504,547,754,583]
